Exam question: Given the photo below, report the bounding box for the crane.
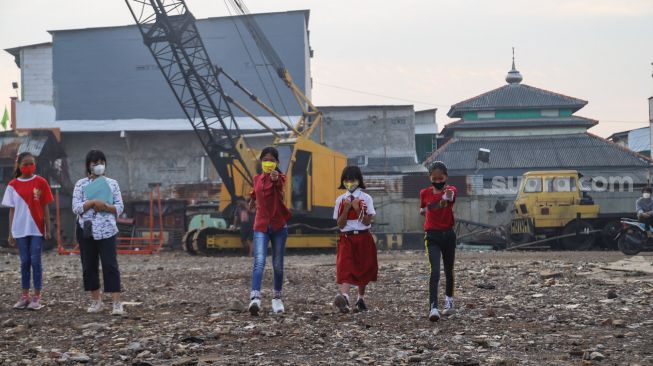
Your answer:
[125,0,346,252]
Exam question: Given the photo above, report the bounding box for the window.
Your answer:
[544,177,577,192]
[291,150,312,211]
[554,177,576,192]
[478,111,495,119]
[523,177,542,193]
[276,144,293,174]
[541,109,559,117]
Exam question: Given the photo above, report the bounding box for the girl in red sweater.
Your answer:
[420,161,457,322]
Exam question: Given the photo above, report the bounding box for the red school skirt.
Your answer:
[336,231,378,286]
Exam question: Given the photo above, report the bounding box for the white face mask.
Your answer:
[92,164,106,176]
[643,193,651,199]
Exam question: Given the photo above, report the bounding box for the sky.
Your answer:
[1,0,652,137]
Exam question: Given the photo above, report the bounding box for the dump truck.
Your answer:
[508,170,633,250]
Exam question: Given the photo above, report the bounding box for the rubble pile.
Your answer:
[1,250,651,365]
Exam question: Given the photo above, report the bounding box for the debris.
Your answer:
[0,250,648,364]
[476,283,496,290]
[539,270,563,279]
[227,299,246,313]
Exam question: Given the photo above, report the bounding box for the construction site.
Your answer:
[0,0,652,365]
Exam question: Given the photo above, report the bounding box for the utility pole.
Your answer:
[648,63,652,186]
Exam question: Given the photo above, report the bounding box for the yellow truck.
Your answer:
[509,170,630,250]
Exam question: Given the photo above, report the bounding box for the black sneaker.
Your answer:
[355,298,368,312]
[333,294,350,313]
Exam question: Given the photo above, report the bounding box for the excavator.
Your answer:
[125,0,347,253]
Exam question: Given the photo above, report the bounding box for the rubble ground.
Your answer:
[1,249,652,365]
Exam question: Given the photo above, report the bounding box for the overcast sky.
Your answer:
[1,0,652,137]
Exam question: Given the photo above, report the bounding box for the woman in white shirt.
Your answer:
[72,150,125,315]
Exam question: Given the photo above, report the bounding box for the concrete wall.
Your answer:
[62,131,215,199]
[414,109,437,134]
[51,11,310,121]
[320,105,416,160]
[370,193,422,233]
[20,45,53,104]
[15,101,55,129]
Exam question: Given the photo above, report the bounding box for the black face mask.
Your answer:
[432,181,446,190]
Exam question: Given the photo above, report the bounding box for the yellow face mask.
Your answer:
[262,161,277,174]
[344,180,359,192]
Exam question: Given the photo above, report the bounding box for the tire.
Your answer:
[617,228,642,256]
[561,219,595,250]
[182,229,197,255]
[192,227,222,255]
[600,220,622,249]
[191,229,206,254]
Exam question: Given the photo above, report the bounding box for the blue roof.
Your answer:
[448,84,587,118]
[426,133,650,171]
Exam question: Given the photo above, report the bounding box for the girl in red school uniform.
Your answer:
[332,166,378,313]
[420,161,458,322]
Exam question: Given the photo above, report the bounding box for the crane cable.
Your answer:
[225,0,294,127]
[222,0,293,129]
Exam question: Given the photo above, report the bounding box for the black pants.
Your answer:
[425,229,456,309]
[77,225,121,293]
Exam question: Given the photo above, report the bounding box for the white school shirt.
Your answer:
[333,188,376,232]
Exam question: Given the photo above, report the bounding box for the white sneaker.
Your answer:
[248,298,261,316]
[443,297,455,316]
[13,296,30,310]
[111,302,125,316]
[87,300,104,313]
[271,298,284,314]
[429,307,441,322]
[26,296,43,311]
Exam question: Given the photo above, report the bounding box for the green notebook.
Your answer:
[83,176,114,204]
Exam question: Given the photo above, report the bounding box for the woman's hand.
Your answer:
[44,230,52,241]
[7,234,15,247]
[443,188,454,201]
[248,199,256,211]
[93,200,108,212]
[270,170,279,182]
